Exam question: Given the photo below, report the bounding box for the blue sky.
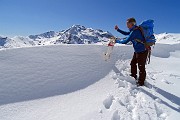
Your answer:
[0,0,179,37]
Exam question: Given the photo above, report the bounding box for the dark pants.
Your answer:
[130,50,148,85]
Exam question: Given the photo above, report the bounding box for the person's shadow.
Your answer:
[141,82,180,112]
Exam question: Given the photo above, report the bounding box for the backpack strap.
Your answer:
[134,26,146,42]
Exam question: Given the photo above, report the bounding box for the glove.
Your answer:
[115,25,119,30]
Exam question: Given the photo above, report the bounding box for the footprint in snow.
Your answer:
[111,110,120,120]
[112,73,122,80]
[161,78,173,85]
[103,95,114,109]
[154,103,168,119]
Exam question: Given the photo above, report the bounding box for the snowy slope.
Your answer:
[155,33,180,44]
[0,42,180,120]
[0,36,34,49]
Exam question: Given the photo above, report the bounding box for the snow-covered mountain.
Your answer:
[0,25,113,49]
[29,31,57,40]
[155,33,180,44]
[56,25,113,44]
[28,25,113,45]
[1,26,180,50]
[0,36,34,49]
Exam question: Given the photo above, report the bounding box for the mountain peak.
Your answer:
[0,25,114,48]
[28,31,57,40]
[71,24,86,29]
[57,25,113,44]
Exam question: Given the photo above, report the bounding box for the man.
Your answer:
[115,18,148,86]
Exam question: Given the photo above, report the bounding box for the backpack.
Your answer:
[135,19,156,64]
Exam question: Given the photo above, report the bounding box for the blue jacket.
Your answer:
[116,25,146,53]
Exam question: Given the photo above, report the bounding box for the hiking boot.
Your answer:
[130,74,137,80]
[136,81,144,87]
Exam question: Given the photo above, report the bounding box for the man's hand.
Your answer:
[115,25,119,30]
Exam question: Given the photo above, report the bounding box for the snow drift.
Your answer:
[0,42,180,120]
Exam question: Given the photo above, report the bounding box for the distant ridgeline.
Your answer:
[0,25,113,49]
[1,26,180,49]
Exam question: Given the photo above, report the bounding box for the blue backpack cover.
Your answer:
[139,19,156,46]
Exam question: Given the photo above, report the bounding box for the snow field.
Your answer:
[0,42,180,120]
